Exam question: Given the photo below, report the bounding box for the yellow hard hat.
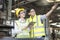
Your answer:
[15,8,25,17]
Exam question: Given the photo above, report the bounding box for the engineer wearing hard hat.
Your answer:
[27,3,58,40]
[12,8,30,38]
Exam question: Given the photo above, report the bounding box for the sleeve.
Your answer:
[12,21,22,37]
[40,15,47,20]
[40,15,47,23]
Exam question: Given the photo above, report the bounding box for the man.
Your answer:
[27,3,58,40]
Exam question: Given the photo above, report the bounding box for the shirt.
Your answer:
[40,15,47,23]
[12,18,29,37]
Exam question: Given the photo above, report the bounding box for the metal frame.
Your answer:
[7,0,12,20]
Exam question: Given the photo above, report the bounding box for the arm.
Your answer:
[22,22,35,30]
[45,3,58,18]
[22,26,28,30]
[12,21,22,35]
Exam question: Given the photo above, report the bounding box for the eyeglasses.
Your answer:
[20,12,26,14]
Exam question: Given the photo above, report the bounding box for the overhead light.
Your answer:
[56,0,60,1]
[46,0,54,2]
[46,0,60,2]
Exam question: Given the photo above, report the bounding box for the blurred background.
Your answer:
[0,0,60,40]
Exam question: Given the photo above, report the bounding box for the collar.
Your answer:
[30,15,37,19]
[29,15,37,22]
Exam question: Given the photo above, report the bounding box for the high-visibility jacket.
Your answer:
[15,19,30,38]
[27,15,45,38]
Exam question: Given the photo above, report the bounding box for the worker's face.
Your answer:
[29,9,36,16]
[19,11,25,18]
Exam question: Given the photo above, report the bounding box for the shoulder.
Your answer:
[25,18,29,22]
[37,15,41,17]
[40,15,47,20]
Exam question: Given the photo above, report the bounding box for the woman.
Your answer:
[12,8,30,38]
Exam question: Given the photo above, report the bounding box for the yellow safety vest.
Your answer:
[15,20,30,38]
[27,15,45,38]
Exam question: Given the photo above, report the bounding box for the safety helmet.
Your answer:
[15,8,25,17]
